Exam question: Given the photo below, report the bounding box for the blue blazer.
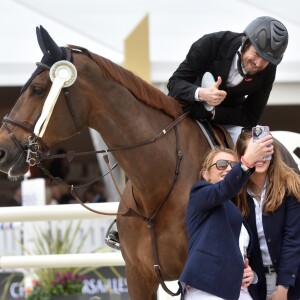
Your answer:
[246,194,300,300]
[180,164,253,300]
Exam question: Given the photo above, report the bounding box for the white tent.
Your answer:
[0,0,299,173]
[1,0,300,87]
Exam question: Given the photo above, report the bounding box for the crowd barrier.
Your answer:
[0,202,179,300]
[0,252,124,269]
[0,202,119,222]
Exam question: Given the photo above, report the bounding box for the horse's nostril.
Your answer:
[0,149,6,160]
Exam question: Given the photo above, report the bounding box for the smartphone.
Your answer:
[252,125,272,160]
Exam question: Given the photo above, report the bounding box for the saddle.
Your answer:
[196,120,234,150]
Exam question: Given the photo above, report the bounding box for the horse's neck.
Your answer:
[89,94,179,207]
[80,59,209,213]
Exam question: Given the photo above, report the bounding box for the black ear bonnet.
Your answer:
[21,25,71,93]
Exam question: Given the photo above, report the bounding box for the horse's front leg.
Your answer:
[125,263,159,300]
[116,184,159,299]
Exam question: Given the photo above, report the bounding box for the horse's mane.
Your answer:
[70,45,183,118]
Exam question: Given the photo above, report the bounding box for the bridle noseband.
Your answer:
[2,113,52,167]
[2,85,79,168]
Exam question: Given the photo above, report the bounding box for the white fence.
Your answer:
[0,222,23,256]
[0,203,118,257]
[0,202,179,300]
[0,203,122,268]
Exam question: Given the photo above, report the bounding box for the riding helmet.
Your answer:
[243,16,288,65]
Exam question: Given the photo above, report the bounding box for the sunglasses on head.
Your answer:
[208,160,238,170]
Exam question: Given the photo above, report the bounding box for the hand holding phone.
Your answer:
[252,125,272,160]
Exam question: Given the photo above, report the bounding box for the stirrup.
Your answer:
[105,219,121,250]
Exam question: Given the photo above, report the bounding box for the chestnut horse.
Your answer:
[0,26,211,299]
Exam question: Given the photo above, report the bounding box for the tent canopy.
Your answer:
[1,0,300,86]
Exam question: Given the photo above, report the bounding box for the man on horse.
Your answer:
[167,16,288,144]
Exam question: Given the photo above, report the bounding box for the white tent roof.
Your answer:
[1,0,300,86]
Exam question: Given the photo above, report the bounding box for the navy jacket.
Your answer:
[246,194,300,300]
[167,31,276,127]
[180,164,253,300]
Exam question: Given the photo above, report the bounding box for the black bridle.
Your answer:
[2,87,79,166]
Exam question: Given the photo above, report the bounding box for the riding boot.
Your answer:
[108,230,119,243]
[105,219,121,250]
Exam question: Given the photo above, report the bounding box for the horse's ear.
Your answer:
[36,25,63,61]
[36,26,47,55]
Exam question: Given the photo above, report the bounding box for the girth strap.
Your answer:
[124,125,183,297]
[149,219,181,296]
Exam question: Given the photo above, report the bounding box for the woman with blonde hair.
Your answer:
[180,133,273,300]
[235,129,300,300]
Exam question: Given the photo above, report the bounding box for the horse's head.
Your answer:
[0,26,88,180]
[0,25,184,182]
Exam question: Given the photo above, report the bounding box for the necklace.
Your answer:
[250,182,262,199]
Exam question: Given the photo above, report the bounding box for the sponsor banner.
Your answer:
[0,273,24,300]
[0,267,129,300]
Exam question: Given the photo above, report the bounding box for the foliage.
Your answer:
[27,271,87,299]
[49,272,86,295]
[0,273,17,300]
[24,220,93,298]
[1,220,117,300]
[25,284,51,300]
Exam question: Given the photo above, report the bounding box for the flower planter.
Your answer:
[52,294,90,300]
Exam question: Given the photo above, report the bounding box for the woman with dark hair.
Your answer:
[235,129,300,300]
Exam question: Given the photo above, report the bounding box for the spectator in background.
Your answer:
[50,183,74,205]
[83,182,107,203]
[13,186,22,205]
[48,148,70,180]
[0,196,20,206]
[0,186,21,207]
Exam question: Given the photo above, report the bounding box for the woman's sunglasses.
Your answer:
[208,160,238,170]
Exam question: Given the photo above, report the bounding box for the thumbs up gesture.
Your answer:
[198,75,227,106]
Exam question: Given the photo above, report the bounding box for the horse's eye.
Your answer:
[31,86,44,95]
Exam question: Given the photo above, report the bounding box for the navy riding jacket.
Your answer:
[180,164,253,300]
[247,193,300,300]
